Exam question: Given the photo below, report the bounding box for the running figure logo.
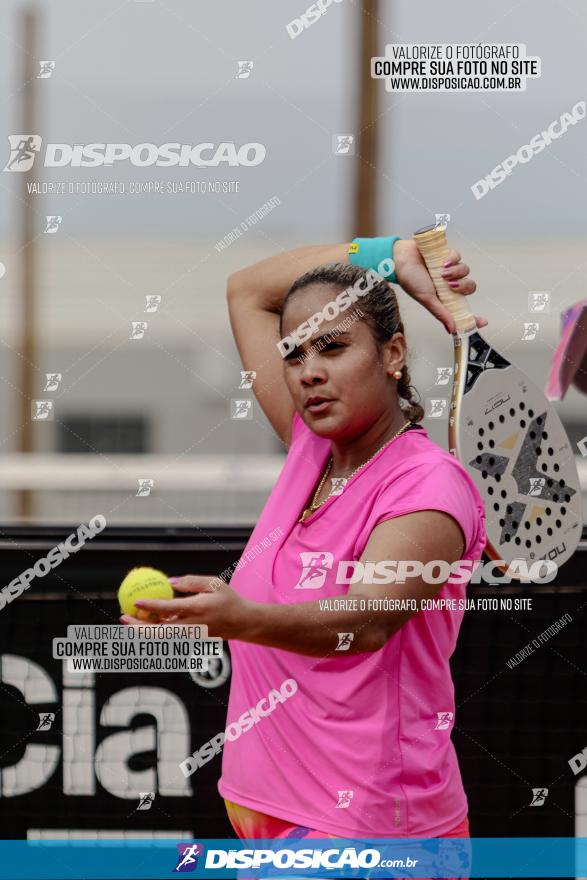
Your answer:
[435,367,453,385]
[231,399,253,419]
[434,711,454,730]
[130,321,148,340]
[32,400,54,421]
[335,790,354,809]
[329,477,347,496]
[236,61,254,79]
[522,322,539,341]
[293,552,334,589]
[36,713,55,731]
[333,134,354,155]
[37,61,56,79]
[44,373,62,392]
[174,844,203,873]
[434,213,451,228]
[427,398,448,418]
[528,292,550,312]
[44,215,62,234]
[530,787,548,806]
[336,633,354,651]
[145,295,162,313]
[239,371,256,389]
[528,477,546,496]
[4,135,42,172]
[137,792,155,811]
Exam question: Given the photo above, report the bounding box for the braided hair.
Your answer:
[280,262,425,424]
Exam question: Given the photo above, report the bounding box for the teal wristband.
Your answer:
[348,236,402,284]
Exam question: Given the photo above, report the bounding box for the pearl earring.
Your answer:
[393,369,402,380]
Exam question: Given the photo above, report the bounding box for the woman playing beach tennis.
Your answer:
[121,236,487,858]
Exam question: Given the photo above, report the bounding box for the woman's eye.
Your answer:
[285,342,344,363]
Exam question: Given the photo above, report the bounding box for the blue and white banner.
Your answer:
[0,837,586,878]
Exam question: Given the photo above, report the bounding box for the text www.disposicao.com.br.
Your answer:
[70,657,202,672]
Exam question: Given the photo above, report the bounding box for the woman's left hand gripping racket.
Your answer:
[413,223,582,578]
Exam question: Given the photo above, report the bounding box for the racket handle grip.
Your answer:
[413,224,477,334]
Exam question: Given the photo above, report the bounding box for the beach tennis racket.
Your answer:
[413,224,582,577]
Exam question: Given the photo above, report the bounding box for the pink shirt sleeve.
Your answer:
[361,455,487,560]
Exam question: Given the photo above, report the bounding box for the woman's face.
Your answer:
[280,283,406,440]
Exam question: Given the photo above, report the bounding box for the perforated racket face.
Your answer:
[451,331,582,573]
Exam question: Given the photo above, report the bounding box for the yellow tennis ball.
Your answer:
[118,567,174,617]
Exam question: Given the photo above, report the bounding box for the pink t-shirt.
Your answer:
[217,411,487,838]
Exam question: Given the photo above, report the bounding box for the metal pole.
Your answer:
[353,0,379,237]
[17,8,38,520]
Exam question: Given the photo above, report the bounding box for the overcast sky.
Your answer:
[0,0,585,239]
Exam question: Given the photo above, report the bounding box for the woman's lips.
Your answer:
[306,399,335,413]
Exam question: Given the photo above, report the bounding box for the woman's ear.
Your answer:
[382,332,407,375]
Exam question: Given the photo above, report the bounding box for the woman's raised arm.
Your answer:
[226,244,349,447]
[226,240,484,446]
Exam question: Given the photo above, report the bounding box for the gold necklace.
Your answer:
[298,420,413,523]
